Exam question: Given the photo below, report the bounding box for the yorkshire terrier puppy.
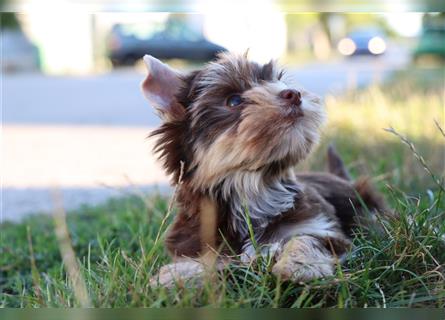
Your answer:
[141,52,386,286]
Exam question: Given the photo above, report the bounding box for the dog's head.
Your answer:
[142,52,325,191]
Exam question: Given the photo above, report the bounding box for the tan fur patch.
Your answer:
[199,197,218,265]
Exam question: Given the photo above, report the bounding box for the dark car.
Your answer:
[337,28,387,56]
[107,22,226,66]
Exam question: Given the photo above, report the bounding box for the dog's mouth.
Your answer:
[288,105,305,118]
[281,103,305,125]
[279,93,310,117]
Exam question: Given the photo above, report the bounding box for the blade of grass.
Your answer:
[52,189,91,307]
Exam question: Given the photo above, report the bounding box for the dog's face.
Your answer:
[142,52,325,190]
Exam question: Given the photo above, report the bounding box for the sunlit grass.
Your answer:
[326,86,443,141]
[303,69,444,192]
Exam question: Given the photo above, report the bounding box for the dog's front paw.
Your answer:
[271,236,335,282]
[240,242,283,264]
[272,258,334,282]
[150,260,205,288]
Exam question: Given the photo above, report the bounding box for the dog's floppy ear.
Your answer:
[141,55,185,121]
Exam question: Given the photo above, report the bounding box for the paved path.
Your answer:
[2,51,409,221]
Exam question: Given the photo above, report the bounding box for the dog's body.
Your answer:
[141,52,386,284]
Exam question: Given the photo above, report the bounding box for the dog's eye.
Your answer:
[226,94,243,107]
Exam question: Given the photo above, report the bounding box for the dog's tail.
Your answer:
[327,144,388,214]
[327,144,351,181]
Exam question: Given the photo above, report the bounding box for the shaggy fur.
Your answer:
[141,52,387,284]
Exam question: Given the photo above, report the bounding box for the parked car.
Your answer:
[107,22,226,66]
[337,28,386,57]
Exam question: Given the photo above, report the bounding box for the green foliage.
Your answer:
[0,12,19,30]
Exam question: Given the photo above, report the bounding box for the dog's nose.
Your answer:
[279,89,302,106]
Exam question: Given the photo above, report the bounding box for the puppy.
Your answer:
[141,52,386,285]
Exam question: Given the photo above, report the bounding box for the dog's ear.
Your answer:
[141,55,185,121]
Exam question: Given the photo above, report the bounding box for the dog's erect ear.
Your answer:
[141,55,184,121]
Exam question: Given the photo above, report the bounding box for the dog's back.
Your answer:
[297,146,387,236]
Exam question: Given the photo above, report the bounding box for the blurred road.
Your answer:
[2,49,410,221]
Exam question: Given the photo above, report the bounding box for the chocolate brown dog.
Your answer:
[141,52,386,285]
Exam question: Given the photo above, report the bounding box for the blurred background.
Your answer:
[2,6,444,221]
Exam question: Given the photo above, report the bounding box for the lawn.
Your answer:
[1,67,444,307]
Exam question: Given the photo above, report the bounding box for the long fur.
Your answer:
[145,52,387,282]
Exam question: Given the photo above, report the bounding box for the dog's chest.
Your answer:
[223,178,302,240]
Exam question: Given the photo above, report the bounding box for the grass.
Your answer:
[1,67,444,307]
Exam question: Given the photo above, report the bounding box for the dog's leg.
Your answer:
[150,258,206,288]
[150,254,228,288]
[240,241,282,263]
[151,196,221,288]
[271,235,344,282]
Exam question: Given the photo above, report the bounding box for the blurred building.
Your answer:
[15,0,287,75]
